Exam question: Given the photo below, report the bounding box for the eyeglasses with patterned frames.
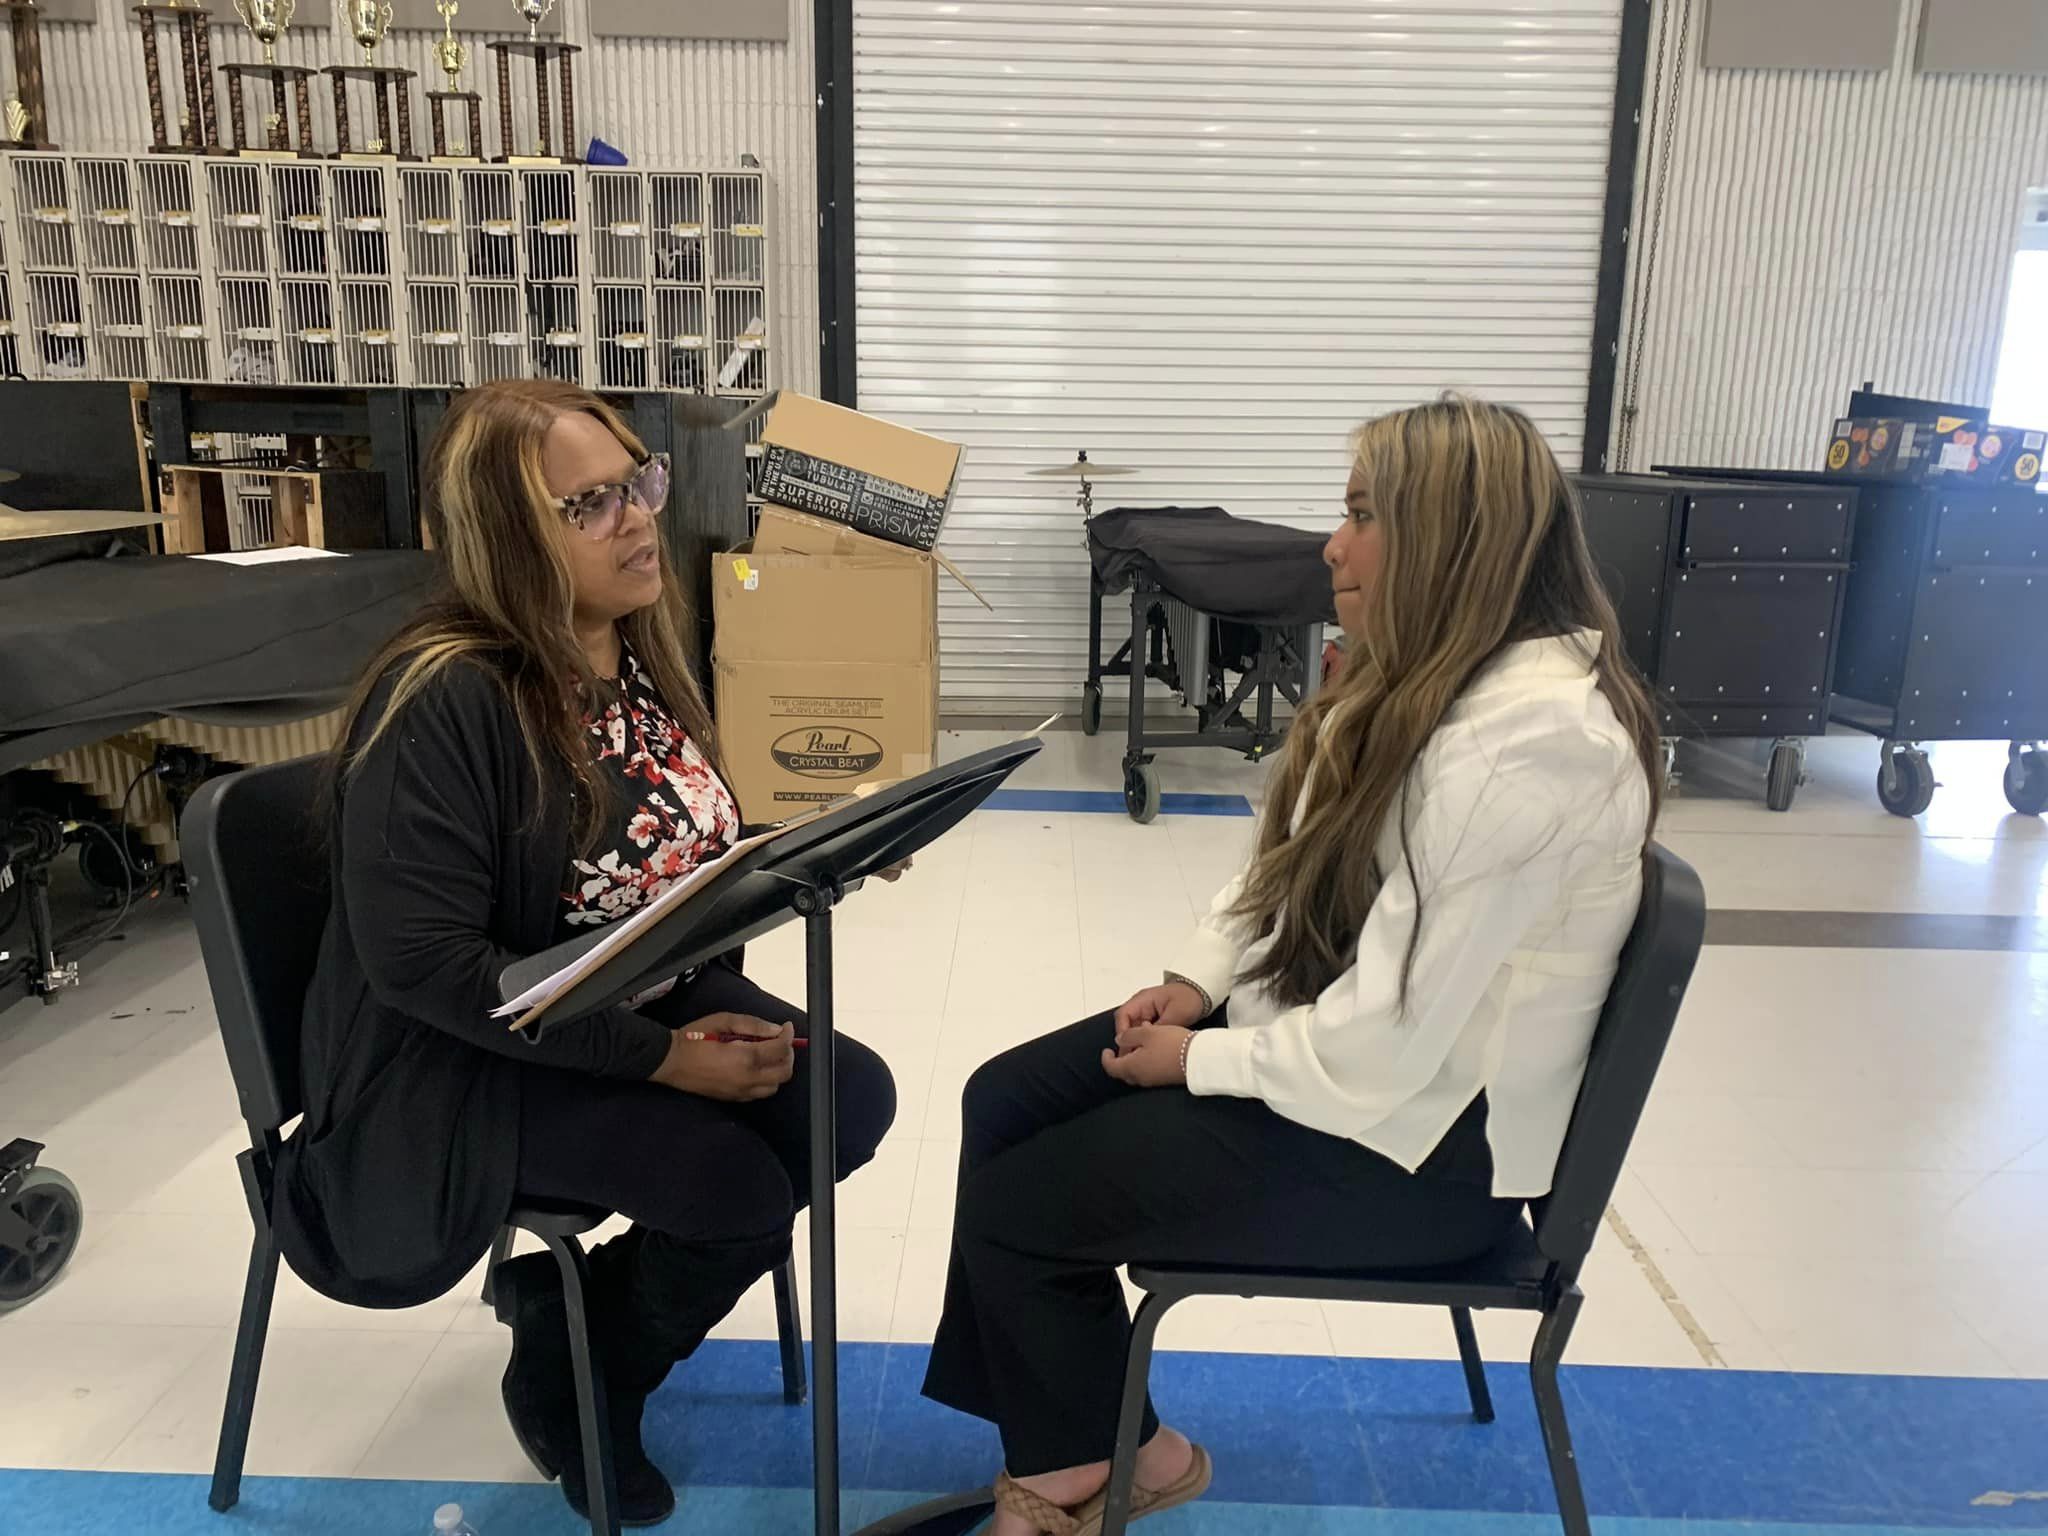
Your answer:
[553,452,672,539]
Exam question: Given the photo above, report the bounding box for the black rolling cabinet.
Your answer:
[1660,465,2048,817]
[1575,473,1854,811]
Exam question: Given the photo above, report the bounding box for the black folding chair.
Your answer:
[183,757,808,1536]
[1097,843,1707,1536]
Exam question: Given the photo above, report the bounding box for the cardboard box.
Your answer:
[710,535,939,819]
[754,392,963,553]
[1825,417,1910,475]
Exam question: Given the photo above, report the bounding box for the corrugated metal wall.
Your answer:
[32,0,817,394]
[1611,0,2048,474]
[852,0,1627,711]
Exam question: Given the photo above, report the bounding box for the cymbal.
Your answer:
[0,469,19,484]
[1031,460,1138,479]
[0,505,169,542]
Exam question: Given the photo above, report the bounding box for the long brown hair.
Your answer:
[1233,393,1661,1010]
[333,379,716,848]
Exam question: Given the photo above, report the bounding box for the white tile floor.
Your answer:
[3,725,2046,1485]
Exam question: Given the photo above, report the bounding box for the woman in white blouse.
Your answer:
[920,394,1662,1536]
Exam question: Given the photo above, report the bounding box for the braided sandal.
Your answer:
[991,1444,1212,1535]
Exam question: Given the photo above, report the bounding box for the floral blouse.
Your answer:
[559,648,741,945]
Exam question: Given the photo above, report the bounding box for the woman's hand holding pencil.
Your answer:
[650,1012,800,1101]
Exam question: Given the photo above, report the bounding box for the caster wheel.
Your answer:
[1877,749,1936,818]
[0,1166,84,1312]
[1766,743,1802,813]
[2004,751,2048,816]
[1081,682,1103,738]
[1123,763,1161,825]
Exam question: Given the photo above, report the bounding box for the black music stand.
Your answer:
[499,737,1042,1536]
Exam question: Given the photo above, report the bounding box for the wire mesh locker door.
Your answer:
[400,166,461,279]
[13,154,79,270]
[150,273,214,381]
[528,280,584,385]
[138,159,203,275]
[279,277,339,385]
[708,172,765,286]
[220,276,280,384]
[340,280,400,386]
[27,272,90,378]
[459,167,519,281]
[270,164,331,279]
[90,273,150,380]
[713,283,767,395]
[653,282,707,393]
[591,170,648,285]
[650,172,705,286]
[207,162,272,278]
[409,280,463,387]
[76,159,143,274]
[331,164,395,282]
[466,280,524,382]
[595,283,649,390]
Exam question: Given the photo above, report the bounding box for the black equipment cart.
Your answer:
[1574,474,1855,811]
[1660,464,2048,817]
[1083,506,1333,823]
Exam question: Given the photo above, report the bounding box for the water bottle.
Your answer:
[433,1505,479,1536]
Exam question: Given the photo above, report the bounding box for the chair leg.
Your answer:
[1100,1290,1178,1536]
[1530,1286,1591,1536]
[545,1231,621,1536]
[209,1150,281,1513]
[1450,1305,1495,1424]
[480,1225,515,1306]
[773,1252,807,1406]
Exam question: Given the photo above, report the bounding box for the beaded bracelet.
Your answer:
[1178,1031,1193,1084]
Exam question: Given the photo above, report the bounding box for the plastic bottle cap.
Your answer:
[433,1505,465,1532]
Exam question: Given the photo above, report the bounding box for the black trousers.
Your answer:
[921,1011,1521,1476]
[513,961,896,1393]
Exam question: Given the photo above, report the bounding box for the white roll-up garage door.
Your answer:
[853,0,1624,712]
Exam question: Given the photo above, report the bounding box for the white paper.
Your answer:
[194,546,348,566]
[495,824,791,1026]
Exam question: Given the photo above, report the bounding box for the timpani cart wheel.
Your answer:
[1123,762,1161,825]
[0,1166,84,1312]
[1765,739,1804,813]
[1877,745,1936,819]
[1081,681,1103,738]
[2003,747,2048,816]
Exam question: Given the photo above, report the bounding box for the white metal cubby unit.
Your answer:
[399,165,462,387]
[331,163,401,387]
[5,152,91,379]
[137,157,213,382]
[708,170,768,398]
[0,154,769,396]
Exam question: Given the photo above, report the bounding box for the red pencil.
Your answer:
[682,1030,809,1047]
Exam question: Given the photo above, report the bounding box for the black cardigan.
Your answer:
[276,661,675,1309]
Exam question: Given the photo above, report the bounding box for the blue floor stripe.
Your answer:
[982,788,1255,817]
[5,1343,2045,1533]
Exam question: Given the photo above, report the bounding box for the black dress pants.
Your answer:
[512,961,896,1394]
[921,1010,1520,1476]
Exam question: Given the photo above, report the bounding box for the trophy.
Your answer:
[513,0,553,43]
[133,0,224,154]
[326,0,415,159]
[234,0,291,65]
[488,0,579,163]
[220,0,319,156]
[3,0,56,150]
[426,0,483,163]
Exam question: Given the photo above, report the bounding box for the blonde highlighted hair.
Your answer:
[1231,393,1661,1009]
[333,379,716,847]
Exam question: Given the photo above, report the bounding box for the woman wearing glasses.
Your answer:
[277,380,896,1525]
